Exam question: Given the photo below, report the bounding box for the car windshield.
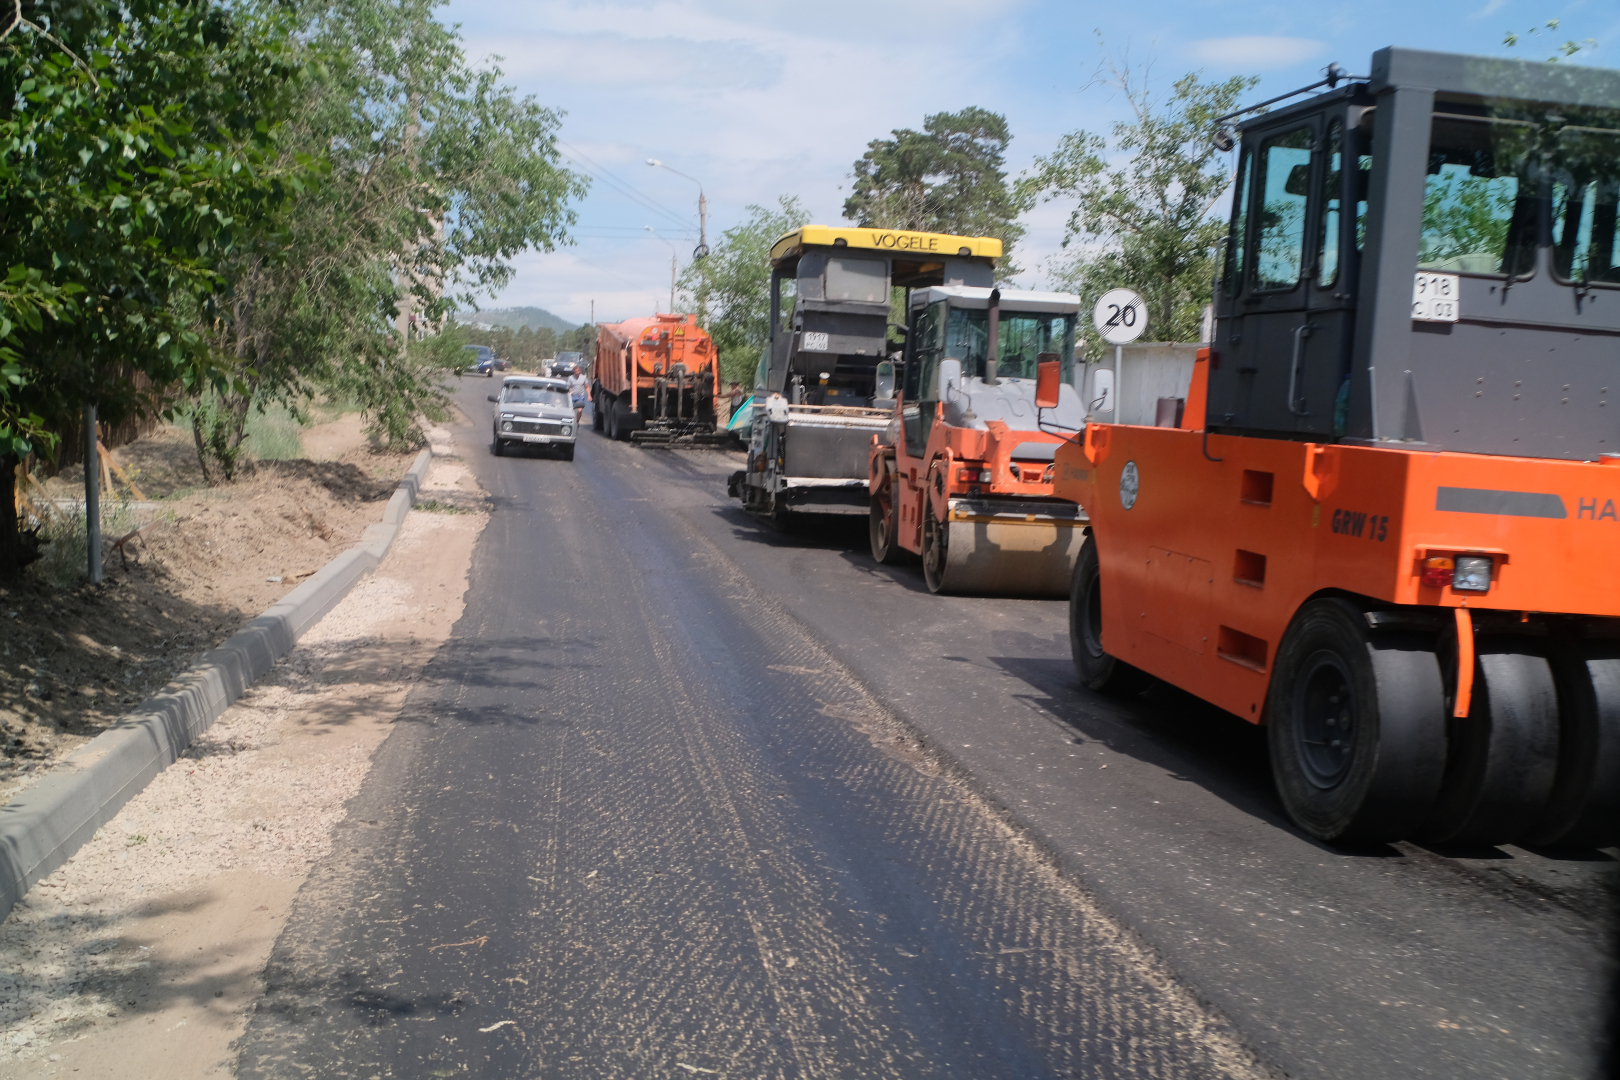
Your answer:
[504,386,569,406]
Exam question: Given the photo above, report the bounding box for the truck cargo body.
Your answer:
[591,314,719,443]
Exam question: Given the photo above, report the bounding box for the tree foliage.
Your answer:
[678,195,809,388]
[197,0,587,472]
[844,107,1028,274]
[0,0,297,570]
[1024,66,1256,350]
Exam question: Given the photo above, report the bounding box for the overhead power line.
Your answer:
[558,140,693,230]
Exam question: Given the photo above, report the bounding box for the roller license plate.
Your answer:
[1412,272,1459,322]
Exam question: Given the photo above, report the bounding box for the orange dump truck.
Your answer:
[1053,48,1620,849]
[590,313,722,445]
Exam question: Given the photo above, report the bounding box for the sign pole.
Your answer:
[1115,344,1122,423]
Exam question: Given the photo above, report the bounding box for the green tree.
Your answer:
[198,0,586,469]
[844,107,1028,274]
[0,0,296,572]
[1024,67,1256,350]
[677,196,809,388]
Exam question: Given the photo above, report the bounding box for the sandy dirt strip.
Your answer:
[0,422,487,1078]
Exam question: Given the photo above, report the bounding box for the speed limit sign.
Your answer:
[1093,288,1147,345]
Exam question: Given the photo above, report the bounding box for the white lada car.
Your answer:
[489,377,577,461]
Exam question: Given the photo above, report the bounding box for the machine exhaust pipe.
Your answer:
[984,288,1001,385]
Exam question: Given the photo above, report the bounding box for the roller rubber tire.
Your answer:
[1068,534,1149,696]
[1419,638,1560,846]
[869,486,909,565]
[1526,643,1620,848]
[1268,599,1447,843]
[921,502,949,593]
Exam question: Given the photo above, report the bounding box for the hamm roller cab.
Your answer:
[728,225,1005,524]
[868,286,1088,596]
[1054,48,1620,847]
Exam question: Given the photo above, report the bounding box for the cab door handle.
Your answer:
[1287,322,1317,416]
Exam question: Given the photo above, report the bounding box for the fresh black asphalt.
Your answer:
[235,382,1617,1078]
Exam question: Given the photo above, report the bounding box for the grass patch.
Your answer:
[29,498,144,587]
[415,499,474,515]
[243,403,304,461]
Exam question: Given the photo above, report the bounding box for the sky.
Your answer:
[440,0,1619,327]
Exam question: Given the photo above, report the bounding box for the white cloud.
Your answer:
[1187,36,1326,69]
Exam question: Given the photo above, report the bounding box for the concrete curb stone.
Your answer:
[0,448,434,921]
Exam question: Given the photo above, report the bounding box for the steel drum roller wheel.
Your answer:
[1068,535,1149,696]
[1269,599,1447,843]
[1526,644,1620,848]
[1419,639,1560,847]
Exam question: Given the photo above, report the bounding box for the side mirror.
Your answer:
[487,394,499,402]
[1035,357,1061,409]
[874,360,896,400]
[1090,368,1115,413]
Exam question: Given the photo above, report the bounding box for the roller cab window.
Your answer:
[1552,121,1620,287]
[940,308,1076,383]
[1420,113,1539,277]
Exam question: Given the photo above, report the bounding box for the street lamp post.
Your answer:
[645,227,677,314]
[646,160,707,260]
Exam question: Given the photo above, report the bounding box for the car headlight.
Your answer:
[501,421,513,432]
[561,425,572,435]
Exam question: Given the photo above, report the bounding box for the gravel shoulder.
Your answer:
[1,418,417,805]
[0,423,488,1077]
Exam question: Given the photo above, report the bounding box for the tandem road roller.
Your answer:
[868,286,1088,596]
[1054,47,1620,848]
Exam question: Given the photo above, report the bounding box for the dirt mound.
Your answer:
[0,424,415,804]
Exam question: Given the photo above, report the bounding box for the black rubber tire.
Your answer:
[605,399,619,440]
[1268,599,1448,843]
[558,444,575,462]
[869,484,909,565]
[1419,638,1560,846]
[921,502,949,593]
[1068,534,1150,695]
[592,392,605,432]
[1526,643,1620,848]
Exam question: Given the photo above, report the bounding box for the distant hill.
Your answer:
[452,306,578,333]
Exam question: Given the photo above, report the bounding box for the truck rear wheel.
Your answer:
[1068,535,1148,695]
[1268,599,1447,843]
[592,392,605,432]
[1531,646,1620,848]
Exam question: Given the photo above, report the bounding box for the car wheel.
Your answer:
[559,444,575,462]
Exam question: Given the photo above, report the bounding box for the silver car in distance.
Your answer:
[489,377,577,461]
